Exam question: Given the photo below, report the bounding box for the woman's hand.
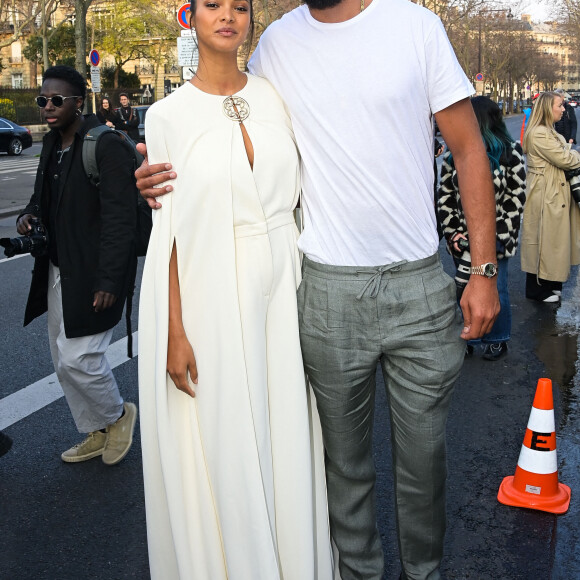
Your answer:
[450,231,467,254]
[106,121,114,128]
[167,331,198,398]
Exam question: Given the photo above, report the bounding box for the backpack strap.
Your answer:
[125,256,138,358]
[82,124,114,187]
[82,124,140,357]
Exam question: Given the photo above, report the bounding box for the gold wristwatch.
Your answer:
[470,263,498,278]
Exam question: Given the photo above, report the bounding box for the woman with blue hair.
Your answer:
[438,96,527,360]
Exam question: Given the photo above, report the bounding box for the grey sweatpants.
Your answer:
[297,253,464,580]
[48,264,123,433]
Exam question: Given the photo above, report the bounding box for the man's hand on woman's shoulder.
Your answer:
[135,143,177,209]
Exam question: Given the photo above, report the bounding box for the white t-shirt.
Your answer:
[249,0,474,266]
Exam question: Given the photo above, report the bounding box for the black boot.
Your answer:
[525,273,559,303]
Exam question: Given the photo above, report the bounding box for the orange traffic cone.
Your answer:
[497,378,571,514]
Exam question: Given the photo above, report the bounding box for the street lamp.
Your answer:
[477,7,514,98]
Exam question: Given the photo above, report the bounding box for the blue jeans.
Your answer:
[456,257,511,344]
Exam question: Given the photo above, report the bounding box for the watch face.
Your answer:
[484,263,497,277]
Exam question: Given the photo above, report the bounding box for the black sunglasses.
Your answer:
[35,95,82,108]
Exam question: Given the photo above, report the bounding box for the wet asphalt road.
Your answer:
[1,111,579,579]
[3,247,578,579]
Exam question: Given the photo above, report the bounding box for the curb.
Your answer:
[0,206,25,219]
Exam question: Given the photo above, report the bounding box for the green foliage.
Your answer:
[0,98,16,120]
[93,0,179,87]
[101,66,141,89]
[22,24,77,67]
[0,89,40,124]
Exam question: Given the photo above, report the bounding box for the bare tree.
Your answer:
[0,0,59,51]
[75,0,94,77]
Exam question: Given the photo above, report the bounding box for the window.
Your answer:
[11,73,23,88]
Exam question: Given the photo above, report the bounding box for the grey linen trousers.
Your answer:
[297,253,464,580]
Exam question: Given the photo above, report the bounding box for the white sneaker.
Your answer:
[102,402,137,465]
[542,293,560,303]
[553,290,562,297]
[61,431,107,463]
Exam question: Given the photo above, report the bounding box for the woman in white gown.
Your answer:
[138,0,333,578]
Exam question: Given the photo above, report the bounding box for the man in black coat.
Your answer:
[554,89,577,145]
[116,93,140,142]
[17,66,138,465]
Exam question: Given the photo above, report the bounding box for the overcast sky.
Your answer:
[519,1,558,21]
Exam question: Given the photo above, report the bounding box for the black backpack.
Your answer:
[82,125,152,257]
[81,125,152,357]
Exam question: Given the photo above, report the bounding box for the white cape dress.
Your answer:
[138,75,333,580]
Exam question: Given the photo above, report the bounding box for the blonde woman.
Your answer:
[521,91,580,302]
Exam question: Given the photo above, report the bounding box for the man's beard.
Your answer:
[304,0,344,10]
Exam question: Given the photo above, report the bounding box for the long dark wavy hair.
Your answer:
[471,96,515,171]
[448,96,514,172]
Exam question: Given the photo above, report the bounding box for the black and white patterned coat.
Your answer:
[437,141,526,260]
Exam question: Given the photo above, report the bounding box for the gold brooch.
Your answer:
[223,96,250,123]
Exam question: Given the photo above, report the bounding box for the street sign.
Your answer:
[90,66,101,93]
[178,32,199,67]
[89,49,100,67]
[177,3,191,29]
[475,72,484,82]
[143,86,152,99]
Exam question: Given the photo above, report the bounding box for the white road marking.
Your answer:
[0,332,138,430]
[0,253,31,264]
[0,161,39,175]
[0,167,38,175]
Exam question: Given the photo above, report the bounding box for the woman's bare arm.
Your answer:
[166,241,198,397]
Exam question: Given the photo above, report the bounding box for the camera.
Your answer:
[0,218,49,258]
[449,236,470,291]
[454,251,471,289]
[564,167,580,206]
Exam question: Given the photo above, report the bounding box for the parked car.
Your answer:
[496,99,526,113]
[0,117,33,155]
[134,105,150,143]
[568,99,578,108]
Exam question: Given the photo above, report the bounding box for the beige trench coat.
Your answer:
[521,126,580,281]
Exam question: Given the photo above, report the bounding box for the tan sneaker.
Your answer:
[102,402,137,465]
[61,431,107,463]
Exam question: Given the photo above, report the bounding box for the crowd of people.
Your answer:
[96,93,140,140]
[3,0,580,578]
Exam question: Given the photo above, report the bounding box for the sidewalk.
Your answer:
[0,177,25,221]
[0,204,27,219]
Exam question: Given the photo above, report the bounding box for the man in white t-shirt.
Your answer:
[136,0,499,578]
